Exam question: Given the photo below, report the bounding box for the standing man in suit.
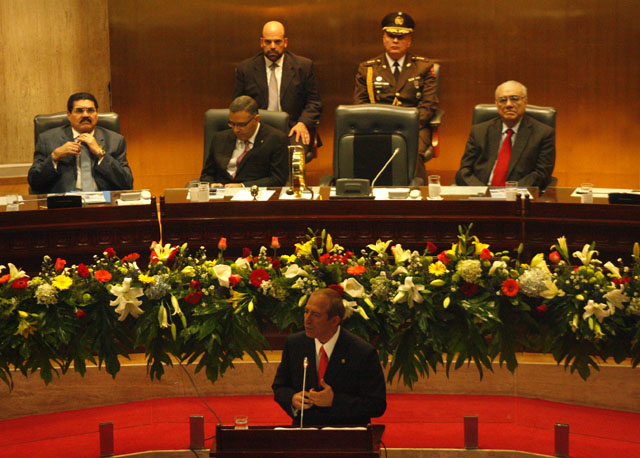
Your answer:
[28,92,133,193]
[233,20,322,162]
[273,288,387,426]
[200,96,288,187]
[455,80,555,188]
[354,12,439,181]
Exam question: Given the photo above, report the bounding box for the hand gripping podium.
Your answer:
[210,424,385,458]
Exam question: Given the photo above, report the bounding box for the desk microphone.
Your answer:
[300,356,309,429]
[370,147,401,193]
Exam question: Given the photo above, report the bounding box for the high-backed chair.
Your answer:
[323,104,422,187]
[472,104,557,188]
[34,112,120,144]
[202,109,289,168]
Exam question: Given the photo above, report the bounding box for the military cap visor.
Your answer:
[381,12,415,34]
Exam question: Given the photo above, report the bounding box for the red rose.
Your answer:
[536,304,548,314]
[480,248,492,261]
[77,263,90,278]
[218,237,227,251]
[461,282,478,297]
[0,274,10,283]
[437,251,451,265]
[328,284,344,296]
[549,251,561,263]
[190,280,202,290]
[122,253,140,262]
[229,274,242,287]
[185,291,203,305]
[243,247,251,258]
[271,258,282,269]
[426,241,438,254]
[76,309,87,320]
[11,277,30,289]
[250,268,270,287]
[104,248,116,258]
[501,278,519,297]
[319,253,330,265]
[612,276,632,285]
[270,236,280,249]
[54,258,66,272]
[94,270,112,283]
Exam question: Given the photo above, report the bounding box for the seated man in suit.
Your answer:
[28,92,133,193]
[354,12,439,181]
[273,288,387,426]
[232,20,322,162]
[200,96,288,187]
[455,80,555,188]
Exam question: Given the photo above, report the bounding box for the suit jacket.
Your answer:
[199,122,288,187]
[272,329,387,426]
[232,51,322,132]
[28,125,133,194]
[455,115,556,188]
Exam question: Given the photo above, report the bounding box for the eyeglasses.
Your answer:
[72,107,96,114]
[228,115,256,128]
[496,96,525,105]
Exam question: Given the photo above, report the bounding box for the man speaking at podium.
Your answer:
[273,288,387,426]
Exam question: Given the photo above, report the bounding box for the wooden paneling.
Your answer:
[0,0,111,172]
[102,1,635,195]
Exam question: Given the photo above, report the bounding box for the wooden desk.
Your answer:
[0,192,160,273]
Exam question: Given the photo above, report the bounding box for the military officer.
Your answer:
[354,12,439,181]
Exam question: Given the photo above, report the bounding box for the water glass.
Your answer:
[428,175,441,198]
[505,181,518,201]
[234,415,248,430]
[579,183,593,204]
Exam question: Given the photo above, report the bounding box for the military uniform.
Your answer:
[354,52,438,179]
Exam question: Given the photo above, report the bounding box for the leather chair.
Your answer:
[34,112,120,144]
[322,104,423,187]
[202,109,289,168]
[472,103,557,188]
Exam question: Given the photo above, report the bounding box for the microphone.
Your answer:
[370,147,401,193]
[300,356,309,429]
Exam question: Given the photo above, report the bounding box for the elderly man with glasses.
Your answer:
[455,80,555,188]
[200,96,288,188]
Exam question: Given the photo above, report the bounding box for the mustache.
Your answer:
[81,117,92,122]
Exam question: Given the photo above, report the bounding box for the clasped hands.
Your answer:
[52,134,102,162]
[292,379,333,410]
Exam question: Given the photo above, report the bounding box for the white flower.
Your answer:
[540,279,565,299]
[109,278,145,321]
[170,294,183,316]
[343,300,369,320]
[603,261,621,278]
[603,286,629,315]
[35,283,58,306]
[234,258,251,270]
[582,300,610,323]
[213,264,232,287]
[518,267,552,298]
[391,266,409,277]
[6,263,27,282]
[456,259,482,284]
[489,260,507,276]
[573,244,598,265]
[391,244,411,264]
[392,276,425,307]
[283,264,307,279]
[367,239,392,255]
[341,277,365,298]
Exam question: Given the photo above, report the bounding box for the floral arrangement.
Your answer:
[1,226,639,391]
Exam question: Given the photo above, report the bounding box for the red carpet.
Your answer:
[1,394,640,457]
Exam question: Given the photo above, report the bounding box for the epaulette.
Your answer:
[362,58,381,66]
[412,56,430,62]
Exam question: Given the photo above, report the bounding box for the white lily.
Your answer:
[341,277,365,298]
[489,260,507,276]
[573,244,598,265]
[603,261,621,278]
[392,276,425,307]
[391,244,411,264]
[582,300,610,323]
[391,266,409,277]
[603,286,629,315]
[170,294,183,316]
[234,258,251,270]
[283,264,308,279]
[556,236,569,259]
[213,264,232,287]
[343,300,369,320]
[367,239,392,255]
[530,253,551,274]
[6,263,27,282]
[109,278,144,321]
[540,279,565,299]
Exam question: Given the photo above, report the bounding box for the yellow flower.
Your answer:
[181,266,196,277]
[52,275,73,290]
[15,319,38,338]
[428,261,448,276]
[472,237,490,255]
[294,240,314,257]
[138,274,155,284]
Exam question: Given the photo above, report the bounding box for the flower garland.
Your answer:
[1,226,640,391]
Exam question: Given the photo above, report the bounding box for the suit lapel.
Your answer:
[219,131,237,171]
[279,53,293,101]
[323,331,348,385]
[488,118,504,166]
[234,124,267,175]
[508,116,531,177]
[253,55,269,107]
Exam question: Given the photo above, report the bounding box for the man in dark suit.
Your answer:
[200,96,288,187]
[273,288,387,426]
[28,92,133,193]
[354,12,439,181]
[455,80,555,188]
[232,21,322,162]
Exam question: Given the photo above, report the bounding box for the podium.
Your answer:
[210,424,385,458]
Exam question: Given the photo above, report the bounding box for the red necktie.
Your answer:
[317,346,328,386]
[491,128,514,186]
[232,141,251,178]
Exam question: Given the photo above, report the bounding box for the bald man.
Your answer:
[232,21,322,161]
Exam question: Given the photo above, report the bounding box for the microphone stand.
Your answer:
[300,356,308,429]
[370,147,401,193]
